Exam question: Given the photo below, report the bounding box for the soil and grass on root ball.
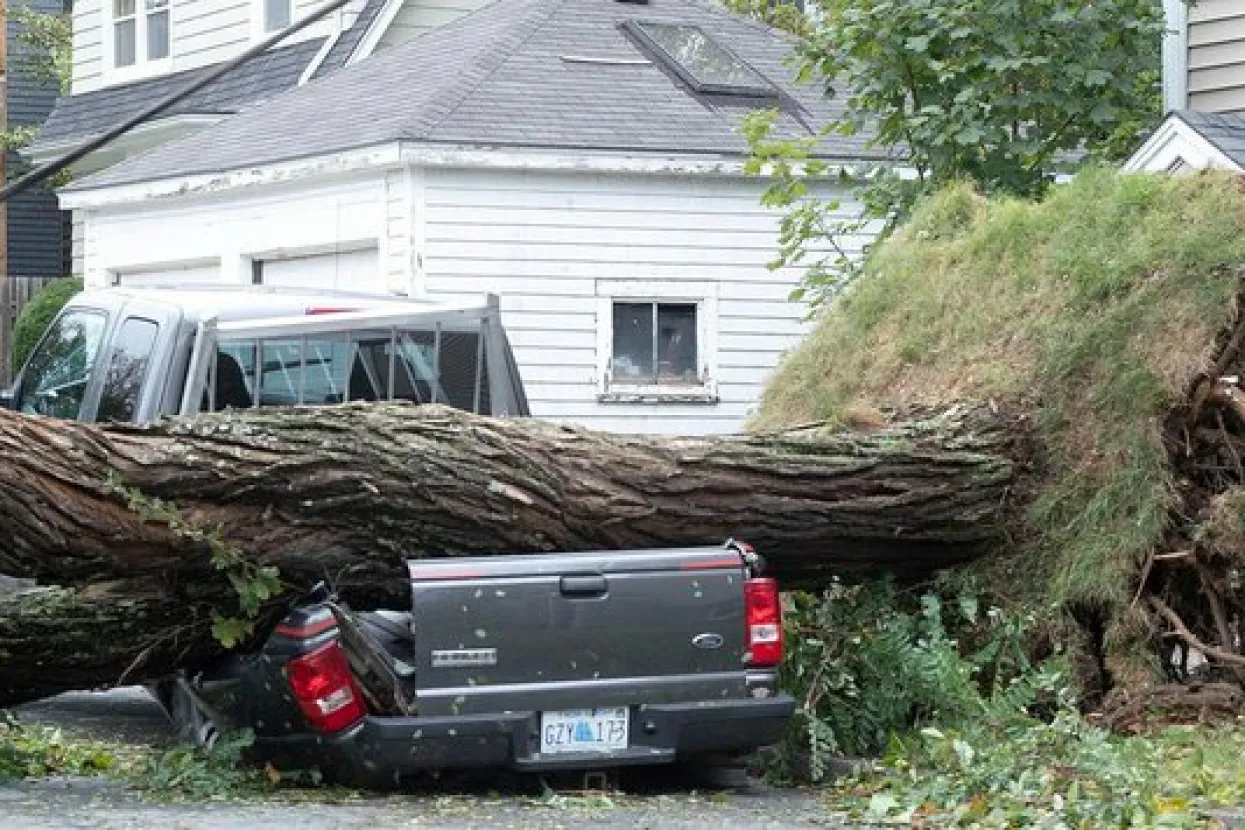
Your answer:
[758,169,1245,816]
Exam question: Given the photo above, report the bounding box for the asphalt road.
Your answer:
[4,688,851,830]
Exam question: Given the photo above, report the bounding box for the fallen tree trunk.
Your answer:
[0,581,241,705]
[0,402,1018,704]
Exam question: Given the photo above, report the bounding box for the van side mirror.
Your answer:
[0,388,13,410]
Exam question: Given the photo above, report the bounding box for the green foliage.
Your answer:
[756,171,1245,611]
[721,0,809,35]
[746,0,1164,308]
[11,278,83,371]
[834,718,1245,826]
[130,730,273,800]
[106,477,283,647]
[0,715,116,781]
[4,5,73,186]
[802,0,1162,189]
[769,580,1070,782]
[10,5,73,93]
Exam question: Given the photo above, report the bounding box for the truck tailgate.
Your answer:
[407,547,748,716]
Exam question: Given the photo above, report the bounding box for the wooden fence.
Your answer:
[0,276,61,387]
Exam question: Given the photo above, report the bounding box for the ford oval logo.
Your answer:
[692,632,725,650]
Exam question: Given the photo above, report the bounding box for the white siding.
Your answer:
[375,0,490,50]
[71,210,86,278]
[419,167,854,436]
[80,175,391,289]
[72,0,104,93]
[75,161,863,436]
[1188,0,1245,112]
[175,0,251,68]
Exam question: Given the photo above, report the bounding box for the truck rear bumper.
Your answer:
[254,695,794,786]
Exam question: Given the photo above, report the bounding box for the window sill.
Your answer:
[102,58,173,87]
[598,386,719,405]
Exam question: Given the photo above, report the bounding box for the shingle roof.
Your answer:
[1175,109,1245,168]
[32,37,327,149]
[70,0,888,191]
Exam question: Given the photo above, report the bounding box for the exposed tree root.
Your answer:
[1095,682,1245,734]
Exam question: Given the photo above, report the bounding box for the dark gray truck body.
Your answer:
[188,545,791,785]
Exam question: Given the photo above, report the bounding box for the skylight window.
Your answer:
[627,21,778,98]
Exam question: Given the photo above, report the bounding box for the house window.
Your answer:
[597,282,718,404]
[147,0,170,59]
[612,302,698,385]
[111,0,169,68]
[264,0,292,32]
[113,0,136,66]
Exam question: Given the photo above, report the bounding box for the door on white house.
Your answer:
[113,262,219,287]
[253,248,380,292]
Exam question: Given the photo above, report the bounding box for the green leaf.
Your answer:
[211,616,253,649]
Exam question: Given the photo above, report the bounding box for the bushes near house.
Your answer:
[11,277,83,370]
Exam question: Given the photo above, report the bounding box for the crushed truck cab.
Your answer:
[176,543,794,786]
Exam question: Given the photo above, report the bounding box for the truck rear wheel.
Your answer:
[150,677,221,750]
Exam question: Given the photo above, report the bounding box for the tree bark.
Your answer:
[0,402,1018,705]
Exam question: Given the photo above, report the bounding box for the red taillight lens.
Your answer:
[745,578,783,668]
[286,640,366,733]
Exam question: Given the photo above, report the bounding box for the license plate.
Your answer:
[539,707,629,754]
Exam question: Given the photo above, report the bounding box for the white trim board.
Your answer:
[346,0,405,66]
[1162,0,1189,113]
[61,141,890,207]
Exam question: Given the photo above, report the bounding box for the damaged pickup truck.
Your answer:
[4,285,793,786]
[161,540,792,787]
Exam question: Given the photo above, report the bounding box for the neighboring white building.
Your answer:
[1127,0,1245,173]
[47,0,889,435]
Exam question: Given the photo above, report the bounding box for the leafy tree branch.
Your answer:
[744,0,1165,310]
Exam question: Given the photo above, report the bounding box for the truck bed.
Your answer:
[407,547,751,717]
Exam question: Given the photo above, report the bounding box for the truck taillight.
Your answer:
[745,578,783,668]
[286,640,366,733]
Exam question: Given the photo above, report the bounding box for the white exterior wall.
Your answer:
[79,173,393,287]
[1188,0,1245,112]
[73,162,861,436]
[418,167,857,435]
[72,0,106,93]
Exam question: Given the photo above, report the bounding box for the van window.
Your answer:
[16,309,107,419]
[97,318,160,422]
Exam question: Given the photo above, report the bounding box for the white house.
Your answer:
[1126,0,1245,173]
[43,0,889,435]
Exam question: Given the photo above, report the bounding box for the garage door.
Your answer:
[257,248,379,291]
[115,262,219,287]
